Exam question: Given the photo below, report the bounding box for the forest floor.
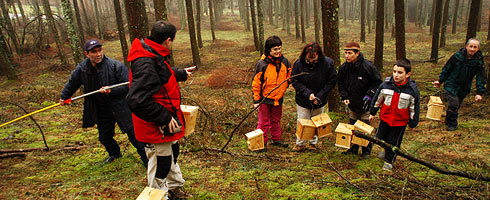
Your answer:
[1,15,490,199]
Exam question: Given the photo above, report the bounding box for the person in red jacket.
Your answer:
[126,21,192,199]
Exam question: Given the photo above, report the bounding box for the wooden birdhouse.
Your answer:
[311,113,333,138]
[352,120,374,147]
[335,123,354,149]
[136,187,166,200]
[245,129,265,151]
[180,105,199,136]
[296,119,316,140]
[426,96,444,121]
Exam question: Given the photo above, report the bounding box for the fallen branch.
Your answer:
[0,145,86,154]
[0,152,26,159]
[353,130,490,181]
[321,152,365,192]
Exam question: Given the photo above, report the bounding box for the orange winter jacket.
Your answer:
[252,54,292,106]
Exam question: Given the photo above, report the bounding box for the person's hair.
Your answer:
[264,36,282,56]
[299,42,324,64]
[148,21,177,44]
[395,58,411,73]
[466,38,481,48]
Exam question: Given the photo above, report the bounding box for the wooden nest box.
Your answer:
[180,105,199,136]
[426,96,444,121]
[245,129,265,151]
[136,187,166,200]
[335,123,354,149]
[296,119,316,140]
[311,113,333,138]
[352,120,374,147]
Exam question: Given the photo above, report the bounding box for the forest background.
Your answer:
[0,0,490,199]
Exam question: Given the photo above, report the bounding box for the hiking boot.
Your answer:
[169,187,192,199]
[307,144,318,151]
[271,140,289,148]
[291,144,306,152]
[382,162,393,171]
[447,126,456,131]
[104,153,122,163]
[341,148,357,155]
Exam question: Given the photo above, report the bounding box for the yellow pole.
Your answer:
[0,103,61,128]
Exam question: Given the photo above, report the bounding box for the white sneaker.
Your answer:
[382,162,393,171]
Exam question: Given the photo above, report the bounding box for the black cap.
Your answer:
[84,39,102,51]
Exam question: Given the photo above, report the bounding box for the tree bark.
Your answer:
[439,0,450,48]
[0,0,19,54]
[294,0,300,39]
[430,0,436,32]
[274,0,279,27]
[465,0,480,43]
[179,0,187,30]
[300,0,306,43]
[343,0,347,24]
[195,0,203,48]
[313,0,320,43]
[80,0,95,36]
[250,0,259,50]
[209,0,216,41]
[92,0,104,40]
[395,0,406,60]
[361,0,366,42]
[245,0,251,31]
[257,0,265,55]
[367,0,371,33]
[430,0,443,62]
[374,0,384,72]
[61,0,83,65]
[451,0,459,33]
[185,0,201,66]
[154,0,168,20]
[42,0,68,65]
[113,0,129,66]
[124,0,149,41]
[475,0,482,31]
[321,0,340,112]
[0,28,16,79]
[268,0,273,25]
[487,10,490,41]
[353,130,490,182]
[286,0,290,34]
[16,0,27,24]
[72,0,85,49]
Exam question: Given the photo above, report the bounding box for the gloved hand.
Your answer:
[362,95,372,112]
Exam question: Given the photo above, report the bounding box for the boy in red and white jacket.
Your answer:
[369,58,420,171]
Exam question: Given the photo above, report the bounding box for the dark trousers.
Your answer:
[96,104,148,164]
[349,118,372,154]
[445,90,465,128]
[376,120,406,164]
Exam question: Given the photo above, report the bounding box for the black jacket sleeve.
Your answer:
[408,84,421,128]
[366,63,382,97]
[172,67,189,82]
[126,58,173,126]
[291,60,313,99]
[337,64,349,100]
[60,65,83,100]
[109,59,130,97]
[316,58,338,101]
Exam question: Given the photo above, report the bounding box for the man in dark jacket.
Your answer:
[126,21,192,199]
[338,42,382,157]
[59,39,148,165]
[432,38,486,131]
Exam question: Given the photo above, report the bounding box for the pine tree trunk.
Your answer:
[439,0,450,48]
[124,0,149,40]
[430,0,436,32]
[113,0,129,66]
[361,0,366,42]
[395,0,405,60]
[465,0,480,42]
[268,0,273,25]
[321,0,340,112]
[305,0,309,28]
[61,0,83,65]
[154,0,169,20]
[475,0,482,31]
[72,0,85,47]
[195,0,203,48]
[300,0,306,43]
[185,0,201,66]
[245,0,251,31]
[374,0,384,71]
[93,0,104,40]
[275,0,279,27]
[423,0,429,26]
[42,0,68,65]
[367,0,371,33]
[250,0,259,50]
[209,0,216,41]
[0,0,19,54]
[179,0,187,30]
[80,0,95,36]
[487,10,490,41]
[294,0,300,39]
[343,0,347,24]
[313,0,320,43]
[16,0,27,24]
[286,0,290,34]
[258,0,265,55]
[0,28,16,79]
[430,0,443,62]
[451,0,459,33]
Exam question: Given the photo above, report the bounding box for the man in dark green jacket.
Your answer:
[432,38,486,131]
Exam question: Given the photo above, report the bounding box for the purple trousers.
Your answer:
[257,104,283,143]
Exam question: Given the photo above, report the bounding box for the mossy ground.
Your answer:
[1,14,489,199]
